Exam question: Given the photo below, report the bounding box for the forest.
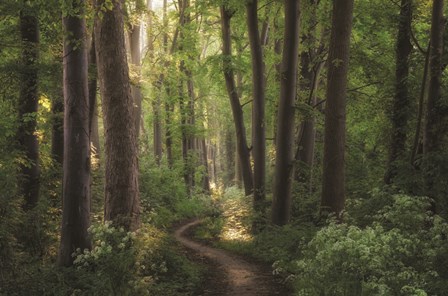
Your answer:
[1,0,448,295]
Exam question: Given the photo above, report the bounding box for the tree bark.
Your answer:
[200,137,211,193]
[18,8,40,210]
[88,37,100,157]
[424,0,445,155]
[130,21,142,138]
[271,0,301,226]
[95,0,140,230]
[51,92,64,165]
[423,0,446,205]
[58,0,91,266]
[220,6,254,196]
[320,0,354,218]
[246,0,266,209]
[384,0,413,184]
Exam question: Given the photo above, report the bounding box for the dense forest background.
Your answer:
[1,0,448,295]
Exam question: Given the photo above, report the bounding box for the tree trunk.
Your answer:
[130,22,142,138]
[18,9,40,210]
[58,1,91,266]
[424,0,445,155]
[246,0,266,209]
[51,92,64,165]
[423,0,446,206]
[271,0,301,226]
[220,6,254,196]
[200,137,211,193]
[320,0,354,218]
[384,0,412,184]
[95,0,140,230]
[88,37,100,157]
[295,0,321,188]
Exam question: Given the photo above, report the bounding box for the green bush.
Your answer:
[283,194,448,296]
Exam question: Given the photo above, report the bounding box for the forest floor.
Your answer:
[174,219,291,296]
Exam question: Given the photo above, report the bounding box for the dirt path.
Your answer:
[174,220,289,296]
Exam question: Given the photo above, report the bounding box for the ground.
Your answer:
[174,220,291,296]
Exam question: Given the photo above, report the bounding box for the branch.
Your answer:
[241,99,253,108]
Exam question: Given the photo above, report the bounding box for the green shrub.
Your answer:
[283,194,448,296]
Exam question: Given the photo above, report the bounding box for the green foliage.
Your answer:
[281,194,448,296]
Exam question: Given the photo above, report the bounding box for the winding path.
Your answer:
[174,220,289,296]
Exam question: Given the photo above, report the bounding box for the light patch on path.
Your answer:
[174,220,286,296]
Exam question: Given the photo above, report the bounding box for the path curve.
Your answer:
[174,219,287,296]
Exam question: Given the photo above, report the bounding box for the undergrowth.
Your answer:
[194,187,448,296]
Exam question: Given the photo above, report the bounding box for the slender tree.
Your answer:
[246,0,266,209]
[18,6,40,209]
[95,0,140,230]
[51,93,64,165]
[271,0,301,226]
[88,37,100,156]
[320,0,354,218]
[384,0,412,184]
[58,0,91,267]
[220,5,253,196]
[129,0,144,137]
[424,0,445,155]
[423,0,446,205]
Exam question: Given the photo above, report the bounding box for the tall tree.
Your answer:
[320,0,354,218]
[384,0,412,184]
[129,0,144,137]
[295,0,324,189]
[88,37,100,157]
[246,0,266,209]
[423,0,446,206]
[95,0,140,230]
[220,5,253,196]
[18,5,40,209]
[271,0,301,226]
[58,0,91,267]
[424,0,445,155]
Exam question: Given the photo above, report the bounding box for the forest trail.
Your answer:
[174,220,289,296]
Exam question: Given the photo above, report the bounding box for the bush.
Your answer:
[283,194,448,296]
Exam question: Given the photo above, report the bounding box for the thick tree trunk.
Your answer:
[18,9,40,209]
[320,0,354,218]
[220,6,254,196]
[58,1,91,266]
[384,0,413,184]
[246,0,266,209]
[271,0,301,226]
[95,0,140,230]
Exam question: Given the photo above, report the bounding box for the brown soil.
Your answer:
[174,220,291,296]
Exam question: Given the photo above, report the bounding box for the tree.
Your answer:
[246,0,266,210]
[320,0,354,218]
[58,0,91,267]
[18,4,40,209]
[95,0,140,230]
[271,0,301,226]
[220,5,253,196]
[88,37,100,157]
[384,0,412,184]
[129,0,145,138]
[423,0,446,206]
[424,0,445,155]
